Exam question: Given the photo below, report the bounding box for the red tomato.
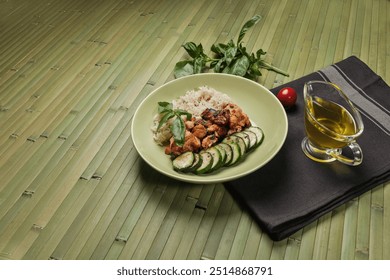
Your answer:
[277,87,297,108]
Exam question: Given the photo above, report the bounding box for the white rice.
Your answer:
[152,86,233,145]
[152,118,172,145]
[172,85,232,118]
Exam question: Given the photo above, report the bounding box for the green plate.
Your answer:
[131,73,288,184]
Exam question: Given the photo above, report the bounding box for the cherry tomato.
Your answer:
[277,87,297,108]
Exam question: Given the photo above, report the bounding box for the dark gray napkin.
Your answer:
[224,56,390,241]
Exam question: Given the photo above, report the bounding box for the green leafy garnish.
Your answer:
[157,102,192,146]
[174,15,289,80]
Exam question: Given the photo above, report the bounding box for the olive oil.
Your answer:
[304,97,357,149]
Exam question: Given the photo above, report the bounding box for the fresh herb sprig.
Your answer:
[157,102,192,146]
[174,15,289,80]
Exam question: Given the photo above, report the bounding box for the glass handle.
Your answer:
[329,141,363,166]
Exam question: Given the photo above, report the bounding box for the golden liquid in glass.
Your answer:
[304,97,357,149]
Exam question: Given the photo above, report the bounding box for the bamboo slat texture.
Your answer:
[0,0,389,260]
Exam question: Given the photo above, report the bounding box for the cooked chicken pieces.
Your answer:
[165,103,251,157]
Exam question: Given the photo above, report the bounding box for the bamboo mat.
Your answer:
[0,0,389,260]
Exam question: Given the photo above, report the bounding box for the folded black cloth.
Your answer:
[224,56,390,241]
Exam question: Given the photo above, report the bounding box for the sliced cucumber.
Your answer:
[216,143,232,166]
[171,126,265,174]
[194,152,214,174]
[223,135,246,157]
[172,151,195,172]
[206,146,223,172]
[242,130,258,150]
[214,144,227,166]
[225,142,241,166]
[188,153,203,171]
[234,132,251,151]
[245,126,264,147]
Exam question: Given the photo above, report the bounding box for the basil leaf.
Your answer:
[158,102,172,113]
[174,60,194,78]
[171,117,186,146]
[212,58,225,73]
[175,109,192,120]
[157,111,175,130]
[183,42,199,58]
[228,55,250,76]
[224,40,237,66]
[155,101,192,146]
[237,15,262,44]
[193,56,205,74]
[209,59,218,69]
[158,101,171,107]
[248,62,262,77]
[211,43,227,56]
[196,43,205,56]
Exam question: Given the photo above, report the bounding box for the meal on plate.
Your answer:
[151,86,264,174]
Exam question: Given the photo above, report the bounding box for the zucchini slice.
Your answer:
[242,130,258,150]
[214,144,227,166]
[234,132,251,151]
[188,153,203,171]
[225,142,241,166]
[206,146,223,172]
[215,143,232,166]
[223,135,246,157]
[194,152,214,174]
[245,126,264,147]
[172,151,195,172]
